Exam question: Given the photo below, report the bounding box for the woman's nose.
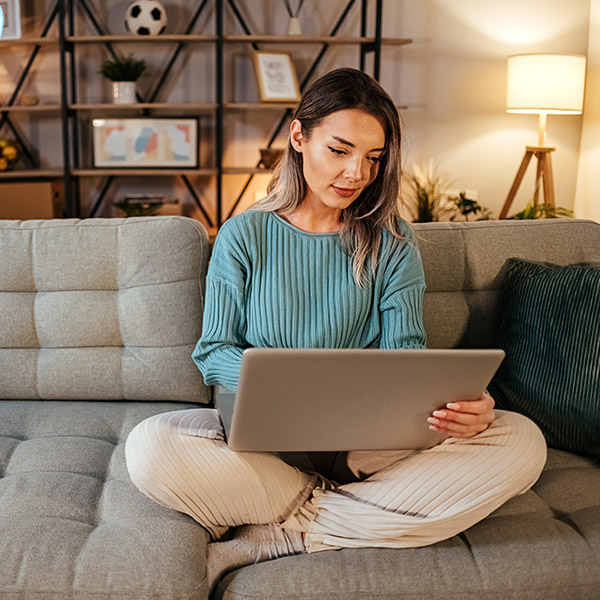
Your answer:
[344,157,368,182]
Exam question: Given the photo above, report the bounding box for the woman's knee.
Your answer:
[492,410,548,483]
[125,408,222,495]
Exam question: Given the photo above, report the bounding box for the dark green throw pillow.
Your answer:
[488,258,600,458]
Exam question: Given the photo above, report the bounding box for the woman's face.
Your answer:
[290,109,386,214]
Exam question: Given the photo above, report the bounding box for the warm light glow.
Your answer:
[506,53,586,114]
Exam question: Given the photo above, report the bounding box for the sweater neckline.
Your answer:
[271,211,341,238]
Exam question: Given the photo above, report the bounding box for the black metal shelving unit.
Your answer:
[2,0,409,227]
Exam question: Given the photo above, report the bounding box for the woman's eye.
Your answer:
[368,156,381,163]
[328,146,345,155]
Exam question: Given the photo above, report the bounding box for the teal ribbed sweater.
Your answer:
[192,210,427,390]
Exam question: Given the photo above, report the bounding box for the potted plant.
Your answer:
[100,54,146,104]
[402,161,492,222]
[508,201,574,220]
[402,160,456,222]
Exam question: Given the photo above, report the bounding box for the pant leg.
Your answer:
[283,410,547,551]
[125,408,317,540]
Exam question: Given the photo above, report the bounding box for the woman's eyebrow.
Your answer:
[331,135,385,152]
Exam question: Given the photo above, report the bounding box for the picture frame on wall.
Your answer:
[0,0,22,40]
[253,51,300,102]
[92,118,199,169]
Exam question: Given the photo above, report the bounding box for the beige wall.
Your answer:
[381,0,590,219]
[575,0,600,222]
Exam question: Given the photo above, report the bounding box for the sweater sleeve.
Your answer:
[192,220,249,390]
[378,227,427,349]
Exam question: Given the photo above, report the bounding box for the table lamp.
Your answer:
[499,53,586,218]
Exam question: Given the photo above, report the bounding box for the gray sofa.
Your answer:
[0,216,598,600]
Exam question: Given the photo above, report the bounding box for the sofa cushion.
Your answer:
[0,217,211,403]
[0,401,208,599]
[488,258,600,458]
[214,449,600,600]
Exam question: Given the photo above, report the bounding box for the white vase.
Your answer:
[287,17,302,35]
[112,81,137,104]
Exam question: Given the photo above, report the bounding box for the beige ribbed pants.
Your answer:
[125,408,546,551]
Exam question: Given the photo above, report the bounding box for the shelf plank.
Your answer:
[72,168,217,176]
[70,103,217,112]
[65,34,411,46]
[223,35,412,45]
[0,104,62,113]
[0,37,59,47]
[68,34,217,43]
[223,167,275,175]
[225,102,408,111]
[0,169,63,179]
[224,102,296,110]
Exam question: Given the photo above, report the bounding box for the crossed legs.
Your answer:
[125,407,547,550]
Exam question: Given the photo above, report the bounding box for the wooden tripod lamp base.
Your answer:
[499,146,556,219]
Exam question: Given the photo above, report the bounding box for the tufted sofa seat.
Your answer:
[0,217,213,599]
[0,400,207,599]
[0,216,599,599]
[212,447,600,599]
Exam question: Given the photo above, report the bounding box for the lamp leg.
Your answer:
[499,150,534,219]
[533,153,544,206]
[500,146,556,219]
[542,152,555,207]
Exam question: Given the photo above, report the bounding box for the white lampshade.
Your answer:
[506,53,586,114]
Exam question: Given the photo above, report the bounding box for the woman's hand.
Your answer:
[427,392,495,439]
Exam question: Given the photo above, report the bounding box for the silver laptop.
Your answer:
[216,348,505,452]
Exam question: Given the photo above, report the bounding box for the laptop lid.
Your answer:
[217,348,504,452]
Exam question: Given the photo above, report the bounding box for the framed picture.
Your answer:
[253,51,300,102]
[0,0,22,40]
[92,118,199,169]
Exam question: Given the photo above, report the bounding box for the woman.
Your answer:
[125,68,546,588]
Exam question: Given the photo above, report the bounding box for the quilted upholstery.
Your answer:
[0,217,210,403]
[1,217,599,600]
[215,448,600,599]
[0,400,209,599]
[415,219,600,349]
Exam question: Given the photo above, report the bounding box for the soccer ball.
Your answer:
[124,0,168,36]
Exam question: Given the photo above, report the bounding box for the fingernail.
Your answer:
[433,410,446,418]
[427,417,439,425]
[429,425,440,431]
[447,403,460,410]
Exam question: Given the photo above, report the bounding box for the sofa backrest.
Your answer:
[0,217,211,403]
[414,219,600,349]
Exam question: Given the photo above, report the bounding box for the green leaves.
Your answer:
[100,55,146,82]
[508,202,574,220]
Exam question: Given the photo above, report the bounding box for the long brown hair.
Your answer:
[253,67,404,287]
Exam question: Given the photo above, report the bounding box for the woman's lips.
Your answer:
[332,186,358,198]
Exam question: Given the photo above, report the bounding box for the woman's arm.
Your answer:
[192,276,246,390]
[192,219,249,391]
[378,232,427,349]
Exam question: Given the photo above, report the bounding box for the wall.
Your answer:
[381,0,590,219]
[2,0,592,223]
[575,0,600,222]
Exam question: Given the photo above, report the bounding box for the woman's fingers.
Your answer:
[427,392,496,439]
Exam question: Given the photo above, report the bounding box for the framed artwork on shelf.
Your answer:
[253,51,300,103]
[0,0,22,40]
[92,118,199,169]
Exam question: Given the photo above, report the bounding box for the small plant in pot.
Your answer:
[100,54,146,104]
